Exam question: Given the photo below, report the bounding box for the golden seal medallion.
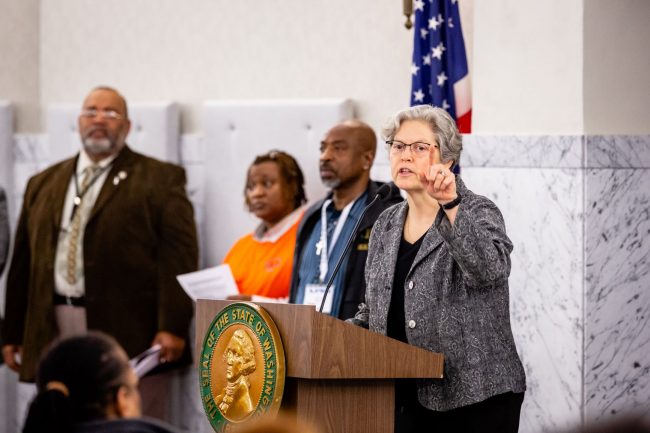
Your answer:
[199,302,286,432]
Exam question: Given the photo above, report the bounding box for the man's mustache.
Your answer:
[83,126,110,138]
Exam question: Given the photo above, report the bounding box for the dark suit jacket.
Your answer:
[2,146,198,381]
[353,177,526,411]
[289,180,403,320]
[0,186,9,276]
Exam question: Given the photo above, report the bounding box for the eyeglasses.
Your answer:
[386,140,436,157]
[80,109,124,120]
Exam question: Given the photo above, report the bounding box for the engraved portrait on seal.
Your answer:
[200,302,285,432]
[216,329,257,419]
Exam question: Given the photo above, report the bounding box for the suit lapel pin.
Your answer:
[113,170,128,186]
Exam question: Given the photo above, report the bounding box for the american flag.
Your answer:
[410,0,472,133]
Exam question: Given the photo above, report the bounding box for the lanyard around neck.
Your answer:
[70,160,112,221]
[318,197,358,282]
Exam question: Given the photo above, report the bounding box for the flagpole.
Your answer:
[403,0,413,29]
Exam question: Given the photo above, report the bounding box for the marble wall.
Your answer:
[459,135,586,432]
[583,136,650,422]
[458,134,650,432]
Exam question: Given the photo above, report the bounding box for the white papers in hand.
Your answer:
[130,344,162,378]
[176,264,239,302]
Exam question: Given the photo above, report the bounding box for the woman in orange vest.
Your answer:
[224,150,307,301]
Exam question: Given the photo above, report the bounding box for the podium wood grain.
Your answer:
[196,300,443,433]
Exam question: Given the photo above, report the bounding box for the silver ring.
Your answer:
[439,170,446,176]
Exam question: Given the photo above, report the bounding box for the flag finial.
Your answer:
[403,0,413,29]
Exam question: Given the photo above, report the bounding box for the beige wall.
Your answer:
[39,0,414,133]
[0,0,40,132]
[584,0,650,134]
[472,0,584,134]
[4,0,650,135]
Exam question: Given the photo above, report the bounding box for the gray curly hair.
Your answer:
[381,105,463,169]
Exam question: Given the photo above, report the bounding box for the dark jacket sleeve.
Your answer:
[2,180,34,344]
[0,187,9,276]
[155,166,198,337]
[288,201,321,304]
[348,202,396,329]
[340,181,403,319]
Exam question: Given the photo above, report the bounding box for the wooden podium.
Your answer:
[196,300,443,433]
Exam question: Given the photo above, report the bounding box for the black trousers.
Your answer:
[395,380,525,433]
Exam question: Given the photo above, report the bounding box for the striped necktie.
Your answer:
[66,165,100,285]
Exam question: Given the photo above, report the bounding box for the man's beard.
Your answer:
[320,163,340,189]
[321,170,363,190]
[321,177,341,189]
[83,137,114,155]
[82,127,119,156]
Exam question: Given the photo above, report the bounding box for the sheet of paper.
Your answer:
[130,344,162,378]
[176,264,239,301]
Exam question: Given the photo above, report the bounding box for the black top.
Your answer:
[387,233,424,343]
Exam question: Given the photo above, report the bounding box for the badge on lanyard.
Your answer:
[316,199,355,282]
[305,198,358,314]
[303,283,333,314]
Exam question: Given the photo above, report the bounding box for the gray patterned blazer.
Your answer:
[352,177,526,411]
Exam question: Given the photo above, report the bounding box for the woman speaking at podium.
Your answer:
[350,106,526,433]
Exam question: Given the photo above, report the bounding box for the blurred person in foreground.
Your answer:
[223,150,307,302]
[350,105,526,433]
[230,411,322,433]
[23,332,180,433]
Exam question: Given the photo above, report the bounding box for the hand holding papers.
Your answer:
[176,264,239,301]
[130,344,162,378]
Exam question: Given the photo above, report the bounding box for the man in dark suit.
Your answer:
[289,120,402,320]
[1,86,198,418]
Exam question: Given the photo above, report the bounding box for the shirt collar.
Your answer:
[76,148,119,175]
[325,190,367,214]
[253,205,306,243]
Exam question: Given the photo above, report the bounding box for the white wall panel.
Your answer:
[47,103,180,164]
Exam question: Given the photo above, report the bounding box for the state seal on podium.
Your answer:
[199,302,286,432]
